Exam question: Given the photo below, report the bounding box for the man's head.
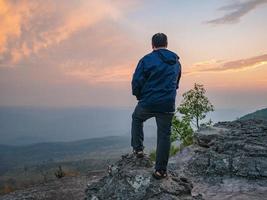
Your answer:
[152,33,168,50]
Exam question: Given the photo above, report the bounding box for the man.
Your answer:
[131,33,181,179]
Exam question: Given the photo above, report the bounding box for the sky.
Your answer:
[0,0,267,111]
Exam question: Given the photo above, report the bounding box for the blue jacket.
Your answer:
[131,48,181,112]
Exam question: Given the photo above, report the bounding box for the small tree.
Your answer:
[150,84,214,159]
[178,83,214,129]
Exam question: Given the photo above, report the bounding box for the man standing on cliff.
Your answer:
[131,33,182,179]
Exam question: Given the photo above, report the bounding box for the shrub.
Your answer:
[169,144,180,157]
[171,115,194,147]
[55,165,65,179]
[149,150,156,161]
[1,184,15,195]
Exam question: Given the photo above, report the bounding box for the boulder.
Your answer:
[170,119,267,200]
[187,119,267,178]
[85,153,203,200]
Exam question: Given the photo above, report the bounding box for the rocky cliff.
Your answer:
[86,119,267,200]
[86,153,203,200]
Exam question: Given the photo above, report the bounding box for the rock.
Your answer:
[170,119,267,199]
[85,153,203,200]
[187,119,267,178]
[193,127,226,148]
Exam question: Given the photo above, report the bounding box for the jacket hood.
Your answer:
[155,49,179,65]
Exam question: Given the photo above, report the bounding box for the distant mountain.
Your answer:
[240,108,267,120]
[0,106,158,145]
[0,135,156,175]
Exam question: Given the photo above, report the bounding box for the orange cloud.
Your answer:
[32,1,123,54]
[186,53,267,74]
[0,0,51,64]
[0,0,135,65]
[0,0,31,53]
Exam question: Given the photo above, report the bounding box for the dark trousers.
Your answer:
[131,104,174,171]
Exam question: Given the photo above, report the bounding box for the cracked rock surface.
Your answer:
[188,119,267,178]
[86,153,203,200]
[171,119,267,200]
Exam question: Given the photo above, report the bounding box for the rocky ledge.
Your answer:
[86,153,203,200]
[86,119,267,200]
[172,119,267,199]
[188,119,267,178]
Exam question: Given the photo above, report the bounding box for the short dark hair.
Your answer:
[152,33,168,48]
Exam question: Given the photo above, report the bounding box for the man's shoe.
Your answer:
[133,149,144,158]
[152,170,168,180]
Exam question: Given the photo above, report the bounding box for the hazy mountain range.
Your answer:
[0,135,157,173]
[0,106,250,145]
[240,108,267,121]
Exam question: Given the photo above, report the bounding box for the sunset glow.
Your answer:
[0,0,266,110]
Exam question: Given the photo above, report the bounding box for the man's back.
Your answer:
[132,48,181,112]
[131,33,182,179]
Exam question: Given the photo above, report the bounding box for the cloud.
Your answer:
[0,0,143,107]
[0,0,135,65]
[40,18,142,83]
[186,54,267,74]
[206,0,267,24]
[0,0,34,55]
